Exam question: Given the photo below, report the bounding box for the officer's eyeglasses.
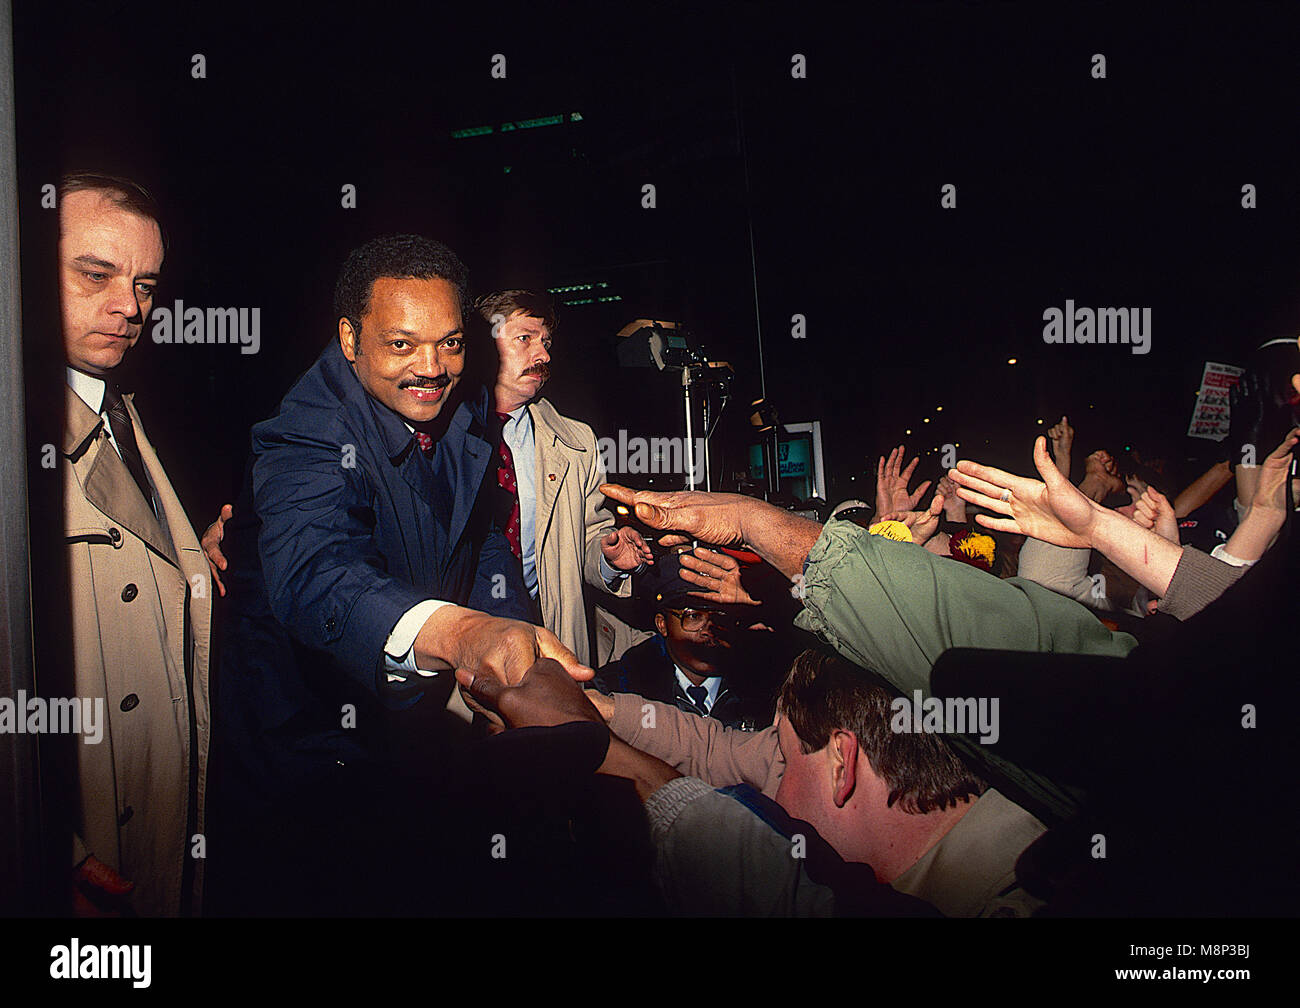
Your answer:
[667,608,733,631]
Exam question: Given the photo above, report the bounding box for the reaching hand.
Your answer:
[1133,486,1180,544]
[1083,450,1124,499]
[200,503,234,597]
[600,484,748,547]
[936,474,967,522]
[455,658,606,731]
[419,608,592,688]
[1250,427,1300,514]
[600,525,654,571]
[875,445,932,516]
[1047,415,1074,476]
[677,546,760,606]
[949,437,1104,548]
[880,491,946,547]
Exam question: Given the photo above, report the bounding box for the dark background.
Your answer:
[15,0,1300,526]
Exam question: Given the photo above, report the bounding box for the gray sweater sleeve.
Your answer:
[643,777,835,916]
[1157,546,1249,620]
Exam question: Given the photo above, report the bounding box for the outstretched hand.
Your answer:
[948,437,1104,548]
[677,546,760,606]
[1047,415,1074,476]
[456,658,605,732]
[875,445,932,516]
[600,484,748,547]
[1133,486,1180,544]
[1250,427,1300,514]
[201,503,235,597]
[601,525,654,571]
[880,491,946,547]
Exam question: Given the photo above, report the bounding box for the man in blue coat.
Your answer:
[209,235,589,914]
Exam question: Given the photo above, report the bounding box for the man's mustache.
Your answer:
[400,376,452,390]
[523,363,550,381]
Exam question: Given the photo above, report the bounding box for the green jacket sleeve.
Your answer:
[792,521,1140,825]
[793,521,1139,698]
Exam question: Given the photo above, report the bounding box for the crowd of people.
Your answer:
[42,171,1299,917]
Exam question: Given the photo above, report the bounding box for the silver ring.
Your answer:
[1000,489,1012,503]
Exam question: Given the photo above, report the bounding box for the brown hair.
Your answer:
[779,649,985,814]
[473,289,558,335]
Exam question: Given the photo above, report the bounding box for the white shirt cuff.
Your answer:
[384,599,453,683]
[1209,543,1253,568]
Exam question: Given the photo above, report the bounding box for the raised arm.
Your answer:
[599,484,822,580]
[949,437,1184,599]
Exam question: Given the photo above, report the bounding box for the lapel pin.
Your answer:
[548,473,556,481]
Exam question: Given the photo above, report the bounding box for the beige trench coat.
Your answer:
[527,398,640,666]
[59,387,210,916]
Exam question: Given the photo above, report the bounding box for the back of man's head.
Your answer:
[334,234,469,339]
[779,649,985,814]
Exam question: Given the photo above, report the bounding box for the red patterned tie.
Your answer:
[413,430,434,454]
[496,412,522,559]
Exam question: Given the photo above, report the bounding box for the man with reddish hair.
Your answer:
[475,289,651,665]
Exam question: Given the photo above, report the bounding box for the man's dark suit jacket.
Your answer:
[592,634,776,730]
[214,340,529,808]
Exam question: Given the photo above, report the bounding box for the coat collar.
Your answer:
[63,385,177,565]
[528,397,587,452]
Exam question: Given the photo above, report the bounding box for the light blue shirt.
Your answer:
[503,402,629,600]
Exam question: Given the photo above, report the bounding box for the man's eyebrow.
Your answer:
[136,271,160,282]
[373,327,465,340]
[71,254,118,272]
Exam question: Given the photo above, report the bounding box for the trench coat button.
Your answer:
[108,527,122,547]
[120,693,139,712]
[118,806,133,826]
[121,583,138,602]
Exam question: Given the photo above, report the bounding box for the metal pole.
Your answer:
[0,0,40,915]
[682,367,695,490]
[731,66,767,403]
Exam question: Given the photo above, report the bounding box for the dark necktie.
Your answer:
[102,383,154,512]
[686,684,710,713]
[496,411,522,559]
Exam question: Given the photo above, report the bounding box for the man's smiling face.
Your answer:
[339,275,466,426]
[59,189,163,375]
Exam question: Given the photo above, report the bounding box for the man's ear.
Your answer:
[828,728,859,808]
[339,317,358,362]
[654,612,667,637]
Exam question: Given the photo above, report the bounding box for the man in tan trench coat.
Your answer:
[476,290,652,666]
[55,173,210,916]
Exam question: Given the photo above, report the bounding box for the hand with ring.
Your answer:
[947,437,1106,549]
